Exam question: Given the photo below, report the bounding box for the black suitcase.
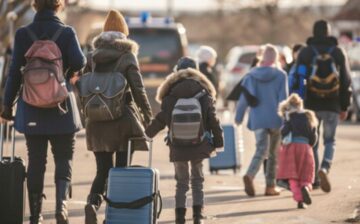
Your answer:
[0,124,26,224]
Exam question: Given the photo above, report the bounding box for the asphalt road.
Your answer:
[3,118,360,224]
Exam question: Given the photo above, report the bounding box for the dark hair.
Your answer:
[32,0,63,12]
[176,57,198,71]
[313,20,330,38]
[292,44,305,54]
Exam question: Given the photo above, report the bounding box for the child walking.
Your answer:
[146,57,223,224]
[277,94,318,209]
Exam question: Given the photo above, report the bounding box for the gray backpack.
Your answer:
[78,60,127,121]
[170,90,207,146]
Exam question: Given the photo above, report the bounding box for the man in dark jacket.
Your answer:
[293,20,352,193]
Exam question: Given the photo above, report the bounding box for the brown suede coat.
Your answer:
[146,68,223,162]
[83,32,152,152]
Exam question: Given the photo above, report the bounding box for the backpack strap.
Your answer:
[26,27,38,42]
[51,27,65,42]
[194,89,207,99]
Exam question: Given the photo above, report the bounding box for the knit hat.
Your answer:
[313,20,330,38]
[103,10,129,36]
[175,57,198,71]
[196,46,217,64]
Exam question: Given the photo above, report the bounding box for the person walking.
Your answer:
[293,20,352,192]
[287,44,306,98]
[146,57,223,224]
[277,94,318,209]
[197,46,219,93]
[81,10,153,224]
[0,0,86,223]
[235,44,288,197]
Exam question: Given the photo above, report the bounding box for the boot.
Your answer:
[192,205,205,224]
[85,194,103,224]
[264,186,281,196]
[175,207,186,224]
[243,175,255,197]
[318,168,331,193]
[55,180,71,224]
[29,193,45,224]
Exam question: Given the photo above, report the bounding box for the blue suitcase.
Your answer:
[104,138,162,224]
[209,124,243,174]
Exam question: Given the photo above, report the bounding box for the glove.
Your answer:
[1,106,14,121]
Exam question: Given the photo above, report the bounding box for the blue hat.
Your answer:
[175,57,198,71]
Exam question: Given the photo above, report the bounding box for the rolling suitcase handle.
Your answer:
[0,123,16,162]
[127,137,153,167]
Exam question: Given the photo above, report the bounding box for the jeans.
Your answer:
[246,128,281,187]
[25,134,75,194]
[90,151,132,194]
[173,159,204,208]
[313,111,339,176]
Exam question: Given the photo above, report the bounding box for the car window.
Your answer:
[129,28,182,63]
[238,52,257,65]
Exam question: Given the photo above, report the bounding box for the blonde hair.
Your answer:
[259,44,281,68]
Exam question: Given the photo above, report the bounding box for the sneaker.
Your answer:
[318,169,331,193]
[297,202,307,209]
[243,175,255,197]
[301,186,312,205]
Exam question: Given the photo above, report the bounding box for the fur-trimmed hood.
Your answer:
[93,31,138,55]
[156,68,217,103]
[279,99,318,128]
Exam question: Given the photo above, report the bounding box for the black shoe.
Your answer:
[85,194,103,224]
[29,193,45,224]
[193,205,205,224]
[301,187,312,205]
[55,180,71,224]
[175,207,186,224]
[318,169,331,193]
[297,202,307,209]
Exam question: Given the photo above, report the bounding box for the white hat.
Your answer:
[196,46,217,64]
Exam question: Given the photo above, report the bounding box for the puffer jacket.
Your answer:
[82,32,152,152]
[146,68,223,162]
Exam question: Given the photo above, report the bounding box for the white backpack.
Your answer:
[170,90,207,146]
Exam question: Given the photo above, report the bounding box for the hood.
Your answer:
[156,68,217,103]
[249,67,282,82]
[91,31,139,64]
[306,36,338,47]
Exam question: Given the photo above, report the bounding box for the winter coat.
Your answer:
[82,32,153,152]
[3,9,86,135]
[145,68,223,162]
[294,36,352,112]
[199,62,219,92]
[235,66,288,130]
[280,111,318,147]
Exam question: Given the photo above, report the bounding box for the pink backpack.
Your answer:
[21,27,68,110]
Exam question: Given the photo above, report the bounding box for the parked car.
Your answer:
[219,45,259,106]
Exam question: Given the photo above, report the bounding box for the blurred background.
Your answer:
[0,0,359,119]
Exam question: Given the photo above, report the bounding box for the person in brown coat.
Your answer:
[146,57,223,224]
[81,10,153,224]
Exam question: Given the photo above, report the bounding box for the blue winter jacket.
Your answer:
[235,66,288,130]
[3,10,86,135]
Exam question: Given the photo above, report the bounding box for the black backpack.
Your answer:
[307,46,340,99]
[78,59,127,121]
